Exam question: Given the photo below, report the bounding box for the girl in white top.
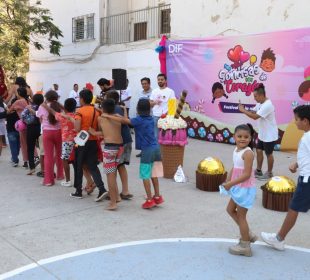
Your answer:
[220,124,256,257]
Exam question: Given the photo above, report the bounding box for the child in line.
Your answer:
[220,124,256,257]
[42,98,77,186]
[106,91,133,200]
[0,97,7,157]
[261,105,310,250]
[70,89,107,200]
[89,99,123,210]
[37,90,64,186]
[7,87,30,168]
[24,94,44,175]
[6,98,20,167]
[102,99,164,209]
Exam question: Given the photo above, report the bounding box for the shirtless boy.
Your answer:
[89,99,123,210]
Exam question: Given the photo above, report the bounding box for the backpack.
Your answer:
[21,106,37,125]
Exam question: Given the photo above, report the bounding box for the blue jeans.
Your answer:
[7,131,20,163]
[153,116,160,140]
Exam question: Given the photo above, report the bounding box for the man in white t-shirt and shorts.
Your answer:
[150,73,175,139]
[69,84,80,107]
[239,83,278,180]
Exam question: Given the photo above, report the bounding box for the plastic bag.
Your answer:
[174,165,187,183]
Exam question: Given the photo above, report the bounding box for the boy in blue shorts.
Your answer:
[261,105,310,250]
[102,99,164,209]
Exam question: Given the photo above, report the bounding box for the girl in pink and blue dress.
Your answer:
[220,124,256,257]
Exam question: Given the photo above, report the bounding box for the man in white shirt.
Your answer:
[69,84,80,107]
[150,73,176,139]
[261,105,310,251]
[120,79,132,116]
[239,83,278,180]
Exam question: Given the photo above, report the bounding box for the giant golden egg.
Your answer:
[197,157,225,175]
[265,176,296,193]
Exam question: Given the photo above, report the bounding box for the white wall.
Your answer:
[170,0,310,38]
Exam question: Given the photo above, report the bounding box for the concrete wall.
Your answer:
[171,0,310,38]
[27,0,309,107]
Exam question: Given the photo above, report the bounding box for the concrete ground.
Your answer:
[0,138,309,277]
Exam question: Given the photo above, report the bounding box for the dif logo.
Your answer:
[168,44,183,54]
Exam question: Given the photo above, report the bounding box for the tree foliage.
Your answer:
[0,0,63,81]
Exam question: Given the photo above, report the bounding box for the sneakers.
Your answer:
[61,181,72,187]
[261,232,285,251]
[136,152,141,158]
[229,240,252,257]
[254,169,263,178]
[34,157,40,167]
[11,162,18,167]
[257,172,273,181]
[142,199,156,209]
[22,162,29,169]
[70,191,83,199]
[36,171,44,177]
[95,189,108,202]
[153,195,164,205]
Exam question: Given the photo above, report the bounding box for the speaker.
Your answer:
[112,69,127,90]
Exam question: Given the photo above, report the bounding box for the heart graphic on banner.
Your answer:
[240,50,250,64]
[227,45,243,63]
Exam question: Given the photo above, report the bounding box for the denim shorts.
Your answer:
[290,176,310,213]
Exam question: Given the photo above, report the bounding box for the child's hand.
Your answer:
[88,127,96,135]
[289,162,298,173]
[101,113,109,118]
[222,182,231,191]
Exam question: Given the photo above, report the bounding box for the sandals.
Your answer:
[27,169,36,175]
[120,193,133,200]
[84,182,96,195]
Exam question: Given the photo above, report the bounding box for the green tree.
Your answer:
[0,0,63,81]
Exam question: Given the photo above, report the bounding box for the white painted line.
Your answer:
[0,264,38,280]
[1,238,310,279]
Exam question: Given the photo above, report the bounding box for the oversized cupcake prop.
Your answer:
[158,90,188,178]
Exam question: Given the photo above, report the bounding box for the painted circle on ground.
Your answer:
[1,238,310,280]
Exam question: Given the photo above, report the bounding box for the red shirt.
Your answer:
[55,112,76,142]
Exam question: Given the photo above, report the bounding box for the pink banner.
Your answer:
[166,28,310,150]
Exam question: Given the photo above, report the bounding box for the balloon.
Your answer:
[250,55,257,65]
[304,66,310,79]
[227,45,243,63]
[224,63,232,71]
[240,50,250,64]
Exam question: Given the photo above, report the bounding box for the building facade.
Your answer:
[27,0,310,107]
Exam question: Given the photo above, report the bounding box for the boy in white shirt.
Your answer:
[239,83,278,180]
[261,105,310,250]
[150,73,175,138]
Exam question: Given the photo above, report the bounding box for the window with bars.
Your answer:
[72,14,95,42]
[160,8,171,34]
[100,4,171,45]
[134,22,147,41]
